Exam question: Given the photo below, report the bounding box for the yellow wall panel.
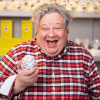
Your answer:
[21,20,32,38]
[0,38,33,55]
[0,20,33,55]
[1,20,12,38]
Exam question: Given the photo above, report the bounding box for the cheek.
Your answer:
[37,31,47,39]
[59,31,68,39]
[37,33,46,44]
[59,33,68,44]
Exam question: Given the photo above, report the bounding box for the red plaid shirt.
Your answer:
[0,39,100,100]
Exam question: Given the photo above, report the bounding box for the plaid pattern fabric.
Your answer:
[0,39,100,100]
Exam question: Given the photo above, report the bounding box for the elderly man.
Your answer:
[0,3,100,100]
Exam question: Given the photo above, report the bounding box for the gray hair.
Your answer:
[31,3,73,33]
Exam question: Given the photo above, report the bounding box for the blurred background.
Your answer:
[0,0,100,74]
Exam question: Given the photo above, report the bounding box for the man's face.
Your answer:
[37,12,68,58]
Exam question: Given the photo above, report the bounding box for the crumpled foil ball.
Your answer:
[21,55,37,70]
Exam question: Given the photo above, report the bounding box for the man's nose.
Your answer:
[48,29,56,37]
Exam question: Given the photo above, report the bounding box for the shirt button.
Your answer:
[53,87,55,90]
[52,72,55,78]
[58,55,61,58]
[50,59,53,62]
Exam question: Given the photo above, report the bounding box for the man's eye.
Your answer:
[55,27,61,30]
[41,28,48,30]
[56,28,60,29]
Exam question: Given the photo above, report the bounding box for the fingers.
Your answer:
[17,60,39,78]
[24,67,39,76]
[16,60,21,70]
[16,65,39,88]
[29,68,39,79]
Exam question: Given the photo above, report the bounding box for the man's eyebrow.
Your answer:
[41,24,47,27]
[55,23,63,25]
[40,23,63,27]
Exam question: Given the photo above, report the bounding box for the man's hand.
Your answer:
[14,61,39,95]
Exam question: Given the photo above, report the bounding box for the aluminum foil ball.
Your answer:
[21,55,37,70]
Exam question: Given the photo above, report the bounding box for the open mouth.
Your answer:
[46,40,58,48]
[47,40,57,44]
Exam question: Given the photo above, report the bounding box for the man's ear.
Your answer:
[66,26,69,34]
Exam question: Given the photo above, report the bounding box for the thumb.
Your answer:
[16,60,22,70]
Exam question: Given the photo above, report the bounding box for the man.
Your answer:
[0,3,100,100]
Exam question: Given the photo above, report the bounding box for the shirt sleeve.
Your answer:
[84,52,100,99]
[0,50,18,99]
[88,62,100,99]
[0,75,17,96]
